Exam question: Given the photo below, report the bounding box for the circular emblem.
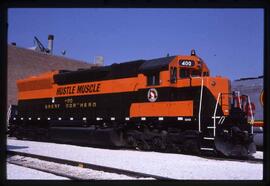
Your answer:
[147,88,158,102]
[260,90,264,106]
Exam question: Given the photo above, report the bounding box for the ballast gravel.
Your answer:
[7,155,147,180]
[7,163,69,180]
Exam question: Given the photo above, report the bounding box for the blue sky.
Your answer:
[8,8,264,80]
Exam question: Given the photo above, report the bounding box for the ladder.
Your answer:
[200,91,254,152]
[200,93,226,151]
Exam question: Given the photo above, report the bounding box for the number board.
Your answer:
[179,60,195,67]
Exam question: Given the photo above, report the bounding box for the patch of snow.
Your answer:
[7,139,263,180]
[253,151,263,159]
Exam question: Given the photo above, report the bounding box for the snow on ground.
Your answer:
[253,151,263,159]
[7,139,263,180]
[7,163,69,180]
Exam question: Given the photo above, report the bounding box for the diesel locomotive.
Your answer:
[8,50,256,157]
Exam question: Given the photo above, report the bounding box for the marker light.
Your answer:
[191,49,196,56]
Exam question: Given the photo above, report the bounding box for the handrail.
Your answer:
[7,105,11,124]
[213,93,221,137]
[236,91,242,109]
[198,77,204,132]
[247,96,254,134]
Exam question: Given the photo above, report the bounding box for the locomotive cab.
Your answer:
[169,50,210,83]
[167,52,231,117]
[164,51,255,157]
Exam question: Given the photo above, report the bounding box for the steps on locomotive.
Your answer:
[200,135,215,152]
[199,116,221,152]
[200,131,215,152]
[200,114,228,153]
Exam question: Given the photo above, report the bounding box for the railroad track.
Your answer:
[7,156,81,180]
[7,150,174,180]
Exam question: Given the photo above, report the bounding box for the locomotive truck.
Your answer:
[8,50,256,157]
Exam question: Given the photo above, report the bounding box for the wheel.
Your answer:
[184,139,200,155]
[135,139,151,151]
[126,135,136,148]
[152,137,162,151]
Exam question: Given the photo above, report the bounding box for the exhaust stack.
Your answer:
[48,35,54,54]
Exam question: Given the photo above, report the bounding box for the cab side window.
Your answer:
[170,67,177,83]
[147,72,160,86]
[203,72,209,76]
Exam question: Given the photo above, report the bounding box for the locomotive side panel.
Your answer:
[18,92,139,122]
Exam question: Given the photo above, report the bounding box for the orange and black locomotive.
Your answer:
[8,50,256,157]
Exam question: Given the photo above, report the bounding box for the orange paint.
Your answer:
[17,54,230,117]
[130,101,193,117]
[18,76,139,100]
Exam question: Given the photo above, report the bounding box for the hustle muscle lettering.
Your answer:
[77,84,100,94]
[56,86,76,95]
[56,83,101,96]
